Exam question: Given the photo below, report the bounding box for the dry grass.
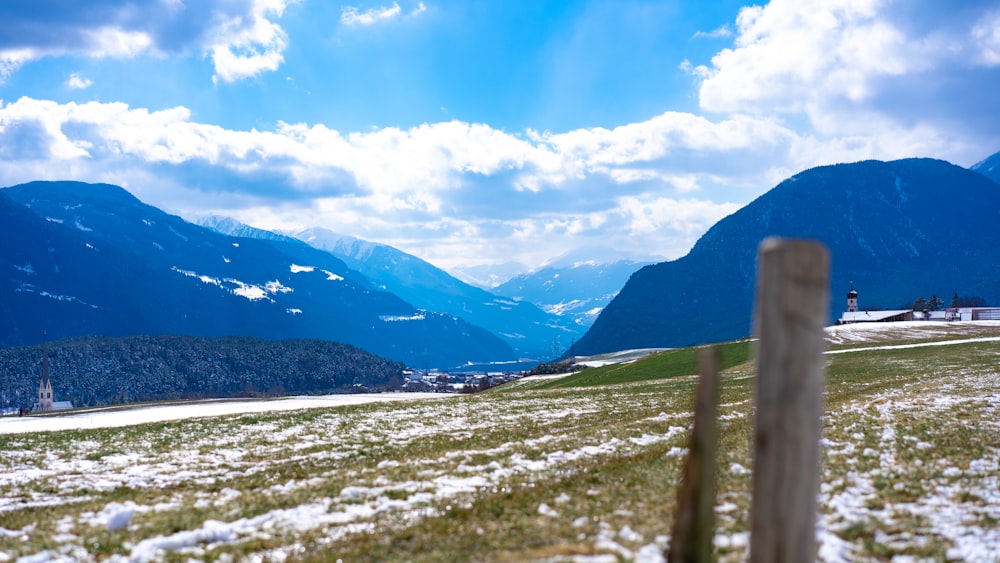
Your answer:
[1,328,998,561]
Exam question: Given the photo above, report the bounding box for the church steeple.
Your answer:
[36,332,53,411]
[846,282,858,313]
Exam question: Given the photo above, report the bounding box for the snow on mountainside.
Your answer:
[1,182,513,368]
[193,223,584,360]
[285,227,585,360]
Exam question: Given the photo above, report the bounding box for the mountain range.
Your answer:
[5,150,999,369]
[573,156,1000,355]
[493,248,654,328]
[0,181,512,368]
[193,222,585,359]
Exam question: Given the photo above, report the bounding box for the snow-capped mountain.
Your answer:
[1,181,513,368]
[494,247,657,328]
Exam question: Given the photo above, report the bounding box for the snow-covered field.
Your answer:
[0,393,444,435]
[2,321,999,561]
[825,319,1000,345]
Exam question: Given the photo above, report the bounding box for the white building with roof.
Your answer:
[837,284,913,325]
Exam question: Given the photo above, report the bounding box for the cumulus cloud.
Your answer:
[0,95,797,267]
[341,2,403,26]
[693,0,1000,121]
[66,73,93,89]
[0,0,295,83]
[682,0,1000,168]
[209,0,293,83]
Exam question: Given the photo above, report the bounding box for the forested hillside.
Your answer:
[575,158,1000,355]
[0,335,406,409]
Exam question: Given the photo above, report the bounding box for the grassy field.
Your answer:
[2,324,999,561]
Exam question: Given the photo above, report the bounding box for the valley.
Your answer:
[2,322,998,561]
[3,4,999,561]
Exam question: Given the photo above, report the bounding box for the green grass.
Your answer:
[534,339,753,389]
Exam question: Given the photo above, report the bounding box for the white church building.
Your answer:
[836,284,914,324]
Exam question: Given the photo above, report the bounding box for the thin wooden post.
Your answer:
[668,347,720,563]
[749,238,828,563]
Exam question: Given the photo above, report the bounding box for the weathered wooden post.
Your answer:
[668,347,719,563]
[749,238,828,563]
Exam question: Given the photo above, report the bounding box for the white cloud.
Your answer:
[0,48,36,83]
[692,24,732,40]
[0,0,295,84]
[341,2,403,26]
[0,95,796,267]
[972,10,1000,65]
[695,0,1000,121]
[697,0,912,114]
[209,0,293,83]
[83,26,154,58]
[616,195,740,237]
[66,73,93,89]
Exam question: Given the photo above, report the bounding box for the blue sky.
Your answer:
[2,0,999,275]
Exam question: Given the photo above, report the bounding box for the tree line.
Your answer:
[0,335,406,410]
[906,293,988,312]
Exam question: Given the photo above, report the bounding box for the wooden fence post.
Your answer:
[749,238,829,563]
[668,347,720,563]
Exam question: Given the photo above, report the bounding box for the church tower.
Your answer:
[847,282,859,313]
[36,336,53,411]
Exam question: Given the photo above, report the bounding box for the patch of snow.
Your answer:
[826,336,1000,355]
[290,264,315,273]
[286,308,303,315]
[321,269,344,281]
[537,503,559,517]
[227,280,272,300]
[45,217,63,224]
[74,219,92,232]
[380,313,427,322]
[265,280,292,294]
[0,394,446,434]
[619,525,643,543]
[102,501,137,531]
[167,226,188,241]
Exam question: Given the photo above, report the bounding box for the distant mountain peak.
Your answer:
[971,149,1000,183]
[536,246,664,271]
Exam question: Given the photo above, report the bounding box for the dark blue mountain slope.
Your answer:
[574,158,1000,355]
[1,181,513,367]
